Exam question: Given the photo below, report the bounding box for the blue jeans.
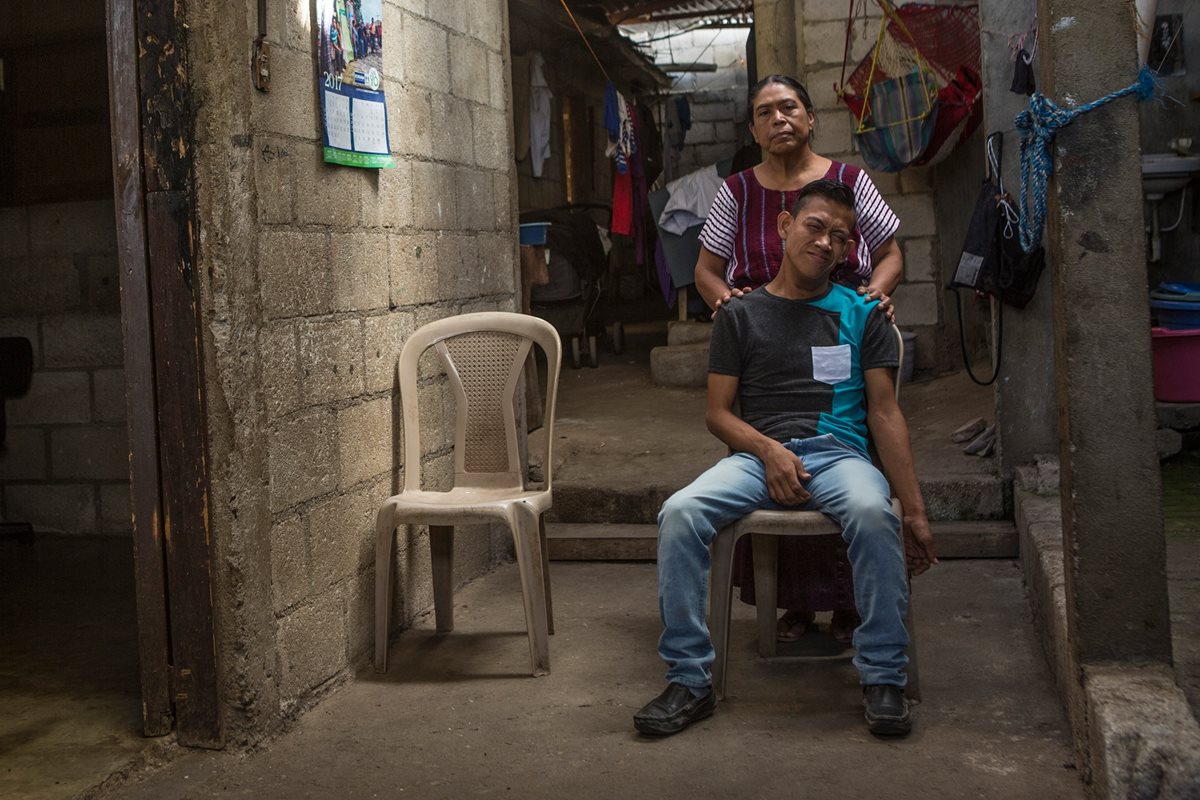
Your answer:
[656,434,909,689]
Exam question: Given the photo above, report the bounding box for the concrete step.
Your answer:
[667,320,713,347]
[546,520,1019,561]
[548,473,1010,525]
[650,343,708,388]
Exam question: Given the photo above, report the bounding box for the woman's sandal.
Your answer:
[776,610,815,642]
[830,609,861,644]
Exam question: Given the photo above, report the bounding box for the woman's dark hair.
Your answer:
[789,179,856,217]
[748,74,814,113]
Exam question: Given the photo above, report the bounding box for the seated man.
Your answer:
[633,179,937,739]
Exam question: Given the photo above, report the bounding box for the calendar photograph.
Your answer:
[317,0,393,168]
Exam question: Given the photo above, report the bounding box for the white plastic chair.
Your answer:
[374,312,561,677]
[708,326,921,700]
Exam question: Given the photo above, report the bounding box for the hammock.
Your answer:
[837,1,983,172]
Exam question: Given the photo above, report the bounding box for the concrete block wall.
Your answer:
[0,200,129,535]
[800,0,951,372]
[189,0,519,737]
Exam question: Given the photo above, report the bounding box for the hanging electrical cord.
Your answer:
[557,0,613,83]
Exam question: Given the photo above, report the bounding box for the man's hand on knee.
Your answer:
[762,443,811,505]
[903,514,937,576]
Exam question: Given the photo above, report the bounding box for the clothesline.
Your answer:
[557,0,613,84]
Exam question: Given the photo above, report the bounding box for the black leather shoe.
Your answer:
[863,684,912,737]
[634,682,716,736]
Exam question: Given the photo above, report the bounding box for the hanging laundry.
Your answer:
[611,168,633,236]
[658,163,724,235]
[511,53,532,161]
[664,96,692,152]
[530,51,552,178]
[636,102,663,185]
[603,82,637,175]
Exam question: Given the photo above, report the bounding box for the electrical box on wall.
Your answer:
[253,36,271,91]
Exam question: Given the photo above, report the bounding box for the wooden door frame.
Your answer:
[105,0,222,748]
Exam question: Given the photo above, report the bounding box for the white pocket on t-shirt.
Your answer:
[811,344,851,384]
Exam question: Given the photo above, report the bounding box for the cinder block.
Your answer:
[430,93,475,165]
[92,368,126,422]
[900,166,933,193]
[401,14,450,93]
[435,234,484,300]
[295,148,365,227]
[99,484,132,533]
[330,233,389,312]
[41,314,122,368]
[685,121,719,145]
[362,311,415,393]
[805,19,873,66]
[804,0,881,22]
[892,282,941,327]
[900,237,935,282]
[78,255,121,312]
[651,344,709,388]
[417,379,454,456]
[468,0,505,50]
[473,233,516,296]
[837,153,901,194]
[361,159,414,229]
[411,161,459,229]
[0,256,81,316]
[270,514,310,613]
[299,318,366,406]
[692,100,736,123]
[345,570,376,659]
[6,371,90,425]
[50,427,128,481]
[668,321,713,346]
[0,206,30,257]
[889,192,937,238]
[251,45,319,140]
[472,105,509,171]
[26,200,116,256]
[282,0,314,52]
[277,589,348,698]
[259,230,332,320]
[487,50,508,110]
[336,397,394,489]
[425,1,468,33]
[0,318,40,366]
[456,168,497,231]
[493,172,516,231]
[449,34,490,106]
[814,111,854,157]
[387,231,442,306]
[806,65,845,112]
[307,484,377,586]
[0,428,47,481]
[4,483,96,533]
[386,84,434,159]
[260,322,302,418]
[254,135,298,225]
[268,407,338,512]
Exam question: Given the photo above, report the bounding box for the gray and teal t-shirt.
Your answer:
[708,284,899,454]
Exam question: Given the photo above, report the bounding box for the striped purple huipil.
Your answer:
[698,162,899,292]
[698,161,902,615]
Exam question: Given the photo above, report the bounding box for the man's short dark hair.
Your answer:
[790,179,856,218]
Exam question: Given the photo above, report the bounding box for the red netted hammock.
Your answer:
[837,0,983,172]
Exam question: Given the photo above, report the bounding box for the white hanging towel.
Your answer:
[530,52,552,178]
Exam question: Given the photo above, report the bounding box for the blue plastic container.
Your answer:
[519,222,551,246]
[1150,282,1200,330]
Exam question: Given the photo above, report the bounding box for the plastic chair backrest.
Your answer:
[397,312,562,494]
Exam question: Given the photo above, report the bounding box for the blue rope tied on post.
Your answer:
[1014,65,1161,253]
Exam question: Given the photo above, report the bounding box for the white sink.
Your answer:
[1143,153,1200,198]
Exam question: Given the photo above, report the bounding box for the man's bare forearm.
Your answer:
[867,406,926,518]
[706,406,784,461]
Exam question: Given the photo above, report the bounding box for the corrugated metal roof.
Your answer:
[598,1,753,25]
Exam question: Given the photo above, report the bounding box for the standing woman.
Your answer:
[695,74,904,643]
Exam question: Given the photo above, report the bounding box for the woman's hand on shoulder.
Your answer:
[857,285,896,324]
[711,285,754,318]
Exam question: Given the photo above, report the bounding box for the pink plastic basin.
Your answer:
[1152,327,1200,402]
